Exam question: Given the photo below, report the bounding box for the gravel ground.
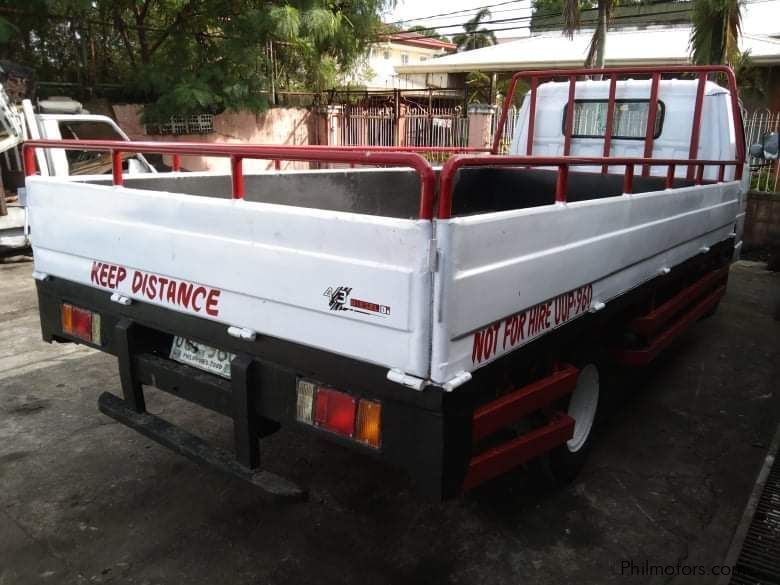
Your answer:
[1,257,779,585]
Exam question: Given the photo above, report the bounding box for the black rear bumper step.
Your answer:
[98,392,307,500]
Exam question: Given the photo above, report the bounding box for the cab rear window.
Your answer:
[565,99,665,140]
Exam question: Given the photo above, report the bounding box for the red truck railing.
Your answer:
[22,140,440,219]
[23,66,746,221]
[437,154,742,219]
[491,65,745,181]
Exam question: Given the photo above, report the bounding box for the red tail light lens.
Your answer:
[296,379,381,448]
[314,388,357,438]
[61,303,101,344]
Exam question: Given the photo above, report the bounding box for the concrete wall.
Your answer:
[744,191,780,249]
[112,105,318,172]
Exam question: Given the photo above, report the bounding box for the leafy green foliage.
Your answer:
[405,25,447,41]
[452,8,496,51]
[0,0,391,120]
[689,0,743,66]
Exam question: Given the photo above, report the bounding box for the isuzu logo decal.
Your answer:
[323,286,391,317]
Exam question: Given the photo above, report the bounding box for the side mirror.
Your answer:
[751,131,779,160]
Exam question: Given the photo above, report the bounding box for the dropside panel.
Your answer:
[431,181,740,384]
[27,178,433,377]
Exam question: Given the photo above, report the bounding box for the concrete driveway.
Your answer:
[1,257,779,585]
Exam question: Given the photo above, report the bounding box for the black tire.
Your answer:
[535,362,601,487]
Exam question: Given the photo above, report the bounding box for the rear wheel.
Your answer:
[537,362,600,485]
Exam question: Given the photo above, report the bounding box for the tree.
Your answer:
[0,0,391,120]
[689,0,743,66]
[406,25,447,42]
[561,0,612,68]
[452,8,496,51]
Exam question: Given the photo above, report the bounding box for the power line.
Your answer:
[377,8,690,40]
[385,0,526,26]
[374,7,696,42]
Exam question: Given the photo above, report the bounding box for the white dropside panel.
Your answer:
[431,182,741,384]
[27,178,433,377]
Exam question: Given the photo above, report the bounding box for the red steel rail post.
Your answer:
[623,163,635,194]
[688,72,708,179]
[230,156,244,199]
[666,164,676,188]
[601,74,618,174]
[642,72,661,177]
[525,77,538,156]
[491,75,520,155]
[111,150,124,186]
[563,76,577,156]
[555,164,568,202]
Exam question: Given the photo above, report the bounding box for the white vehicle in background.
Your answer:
[0,90,153,253]
[20,65,753,501]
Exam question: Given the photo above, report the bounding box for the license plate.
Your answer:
[170,337,235,379]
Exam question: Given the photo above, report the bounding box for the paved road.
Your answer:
[1,256,779,585]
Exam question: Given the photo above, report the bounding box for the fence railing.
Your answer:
[337,102,470,158]
[745,110,779,193]
[490,105,516,154]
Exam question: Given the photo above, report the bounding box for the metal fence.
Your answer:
[745,110,780,193]
[336,89,469,152]
[490,105,516,153]
[402,105,469,149]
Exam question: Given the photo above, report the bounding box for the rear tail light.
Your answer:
[61,303,101,344]
[296,379,381,449]
[314,388,357,437]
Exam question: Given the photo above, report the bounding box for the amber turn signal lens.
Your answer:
[356,399,381,449]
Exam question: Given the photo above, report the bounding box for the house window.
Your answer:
[566,99,665,140]
[383,50,390,60]
[420,56,427,62]
[401,53,409,64]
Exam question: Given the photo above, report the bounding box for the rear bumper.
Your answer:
[36,276,473,501]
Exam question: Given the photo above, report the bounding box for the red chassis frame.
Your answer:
[23,65,746,221]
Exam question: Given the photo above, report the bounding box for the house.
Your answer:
[350,32,456,90]
[393,0,780,110]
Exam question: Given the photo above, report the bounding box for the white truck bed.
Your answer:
[25,165,743,386]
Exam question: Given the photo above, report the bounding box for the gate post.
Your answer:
[467,104,495,150]
[325,104,343,146]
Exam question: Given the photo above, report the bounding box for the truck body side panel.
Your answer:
[27,178,433,377]
[431,181,741,383]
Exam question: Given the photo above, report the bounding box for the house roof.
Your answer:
[384,32,457,52]
[394,27,780,74]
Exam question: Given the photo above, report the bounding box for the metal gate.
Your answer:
[337,89,468,150]
[745,110,779,193]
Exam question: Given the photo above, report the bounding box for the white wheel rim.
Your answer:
[566,364,599,453]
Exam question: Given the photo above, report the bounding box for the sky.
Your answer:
[383,0,534,41]
[383,0,780,41]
